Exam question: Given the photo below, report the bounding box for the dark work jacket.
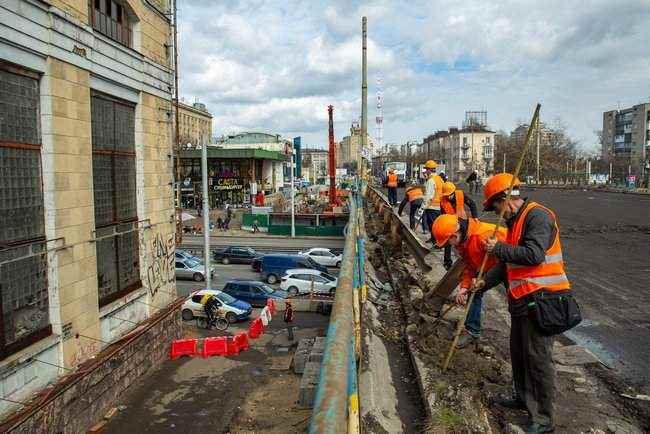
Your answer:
[482,199,556,316]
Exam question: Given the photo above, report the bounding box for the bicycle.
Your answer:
[196,305,229,331]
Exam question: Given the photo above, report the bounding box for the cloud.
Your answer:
[177,0,650,150]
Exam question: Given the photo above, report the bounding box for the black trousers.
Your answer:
[510,313,555,426]
[408,199,423,229]
[424,208,441,234]
[387,187,397,206]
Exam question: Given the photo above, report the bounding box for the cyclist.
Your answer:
[200,293,221,327]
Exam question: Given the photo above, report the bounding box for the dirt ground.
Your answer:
[104,312,329,434]
[365,192,648,433]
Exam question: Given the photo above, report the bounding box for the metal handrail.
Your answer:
[310,186,361,433]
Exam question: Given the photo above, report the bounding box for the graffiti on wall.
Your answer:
[71,340,98,367]
[144,233,175,298]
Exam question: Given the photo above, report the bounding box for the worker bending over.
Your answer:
[432,214,506,348]
[386,168,399,206]
[397,183,424,230]
[477,173,570,434]
[421,160,444,244]
[438,181,479,269]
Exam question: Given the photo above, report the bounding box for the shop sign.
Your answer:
[213,178,243,191]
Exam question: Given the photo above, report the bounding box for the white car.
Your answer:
[181,289,253,323]
[280,268,338,296]
[298,248,342,268]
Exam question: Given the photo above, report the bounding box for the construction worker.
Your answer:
[421,160,444,244]
[397,182,424,230]
[386,168,399,206]
[439,181,480,269]
[476,172,569,434]
[432,214,507,348]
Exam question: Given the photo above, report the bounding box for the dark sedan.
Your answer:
[213,246,262,265]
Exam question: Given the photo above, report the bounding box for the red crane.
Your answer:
[327,105,338,207]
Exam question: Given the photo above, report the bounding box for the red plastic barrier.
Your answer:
[202,337,227,358]
[226,337,240,356]
[248,317,263,339]
[234,332,249,351]
[266,299,275,315]
[170,339,198,360]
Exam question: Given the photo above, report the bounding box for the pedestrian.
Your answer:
[431,214,507,347]
[466,171,478,194]
[421,160,444,244]
[439,181,480,269]
[386,168,398,206]
[216,215,224,230]
[476,172,572,434]
[474,174,482,194]
[397,182,424,230]
[283,300,295,341]
[252,218,260,233]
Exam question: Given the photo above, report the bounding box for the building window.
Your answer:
[0,64,52,358]
[90,93,140,307]
[90,0,133,48]
[484,146,493,159]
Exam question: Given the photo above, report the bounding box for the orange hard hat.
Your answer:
[424,160,438,169]
[432,214,460,247]
[483,173,522,211]
[442,181,456,196]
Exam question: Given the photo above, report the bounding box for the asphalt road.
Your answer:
[180,235,345,251]
[393,185,650,390]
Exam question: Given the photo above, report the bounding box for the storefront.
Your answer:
[179,147,288,208]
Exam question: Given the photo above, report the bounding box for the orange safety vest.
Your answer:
[456,219,507,289]
[440,190,467,219]
[506,201,570,299]
[387,173,398,187]
[427,174,444,208]
[405,187,423,202]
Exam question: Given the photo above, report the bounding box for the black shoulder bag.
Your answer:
[528,290,582,336]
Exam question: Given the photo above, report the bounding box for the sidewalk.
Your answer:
[104,312,329,433]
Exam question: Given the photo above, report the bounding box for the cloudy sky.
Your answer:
[177,0,650,151]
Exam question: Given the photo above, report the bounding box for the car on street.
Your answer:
[280,269,338,295]
[175,249,203,263]
[175,258,216,282]
[221,280,288,308]
[213,246,262,265]
[260,254,328,284]
[181,289,252,323]
[298,248,342,268]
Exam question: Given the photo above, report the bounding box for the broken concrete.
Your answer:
[297,361,321,408]
[293,338,315,374]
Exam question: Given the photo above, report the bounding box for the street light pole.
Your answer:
[360,16,367,181]
[201,135,211,290]
[290,149,295,238]
[536,117,541,184]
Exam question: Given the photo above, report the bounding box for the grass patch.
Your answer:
[437,407,463,429]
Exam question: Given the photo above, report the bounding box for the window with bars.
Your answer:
[89,0,133,48]
[91,93,140,306]
[0,64,52,359]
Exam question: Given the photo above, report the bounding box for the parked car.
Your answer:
[298,248,342,268]
[260,254,328,284]
[175,249,203,263]
[213,246,262,265]
[181,289,252,323]
[221,280,288,308]
[280,269,338,295]
[175,258,216,282]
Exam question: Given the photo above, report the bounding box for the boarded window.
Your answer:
[0,64,51,359]
[91,93,140,306]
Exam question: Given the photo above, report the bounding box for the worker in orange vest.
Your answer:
[477,173,571,434]
[385,168,399,206]
[432,214,507,348]
[439,182,480,269]
[397,182,424,230]
[421,160,444,244]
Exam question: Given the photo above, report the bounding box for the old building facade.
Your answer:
[424,127,495,181]
[336,122,376,170]
[0,0,176,416]
[175,100,213,147]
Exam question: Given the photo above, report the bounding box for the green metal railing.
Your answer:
[309,182,366,433]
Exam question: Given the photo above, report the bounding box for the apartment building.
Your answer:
[336,121,376,169]
[175,100,213,147]
[423,127,495,181]
[602,103,650,176]
[0,0,176,416]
